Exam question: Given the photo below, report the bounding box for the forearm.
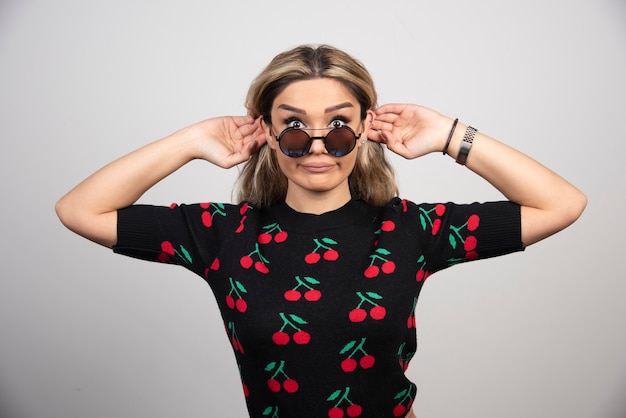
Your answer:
[56,126,199,247]
[445,123,587,245]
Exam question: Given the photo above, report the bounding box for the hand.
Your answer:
[191,115,267,168]
[368,104,452,159]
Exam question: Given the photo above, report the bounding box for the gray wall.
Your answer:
[1,0,625,417]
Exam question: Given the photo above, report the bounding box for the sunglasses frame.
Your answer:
[274,125,362,158]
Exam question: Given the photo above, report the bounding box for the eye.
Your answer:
[284,117,303,129]
[330,116,349,129]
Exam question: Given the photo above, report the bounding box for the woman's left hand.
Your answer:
[368,103,452,159]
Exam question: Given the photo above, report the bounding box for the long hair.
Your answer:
[235,44,398,207]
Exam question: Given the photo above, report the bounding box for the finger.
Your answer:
[371,120,395,132]
[375,103,407,115]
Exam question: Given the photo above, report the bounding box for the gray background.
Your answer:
[1,0,625,417]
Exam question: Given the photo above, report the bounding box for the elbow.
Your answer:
[566,188,588,226]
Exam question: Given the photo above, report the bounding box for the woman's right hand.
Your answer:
[190,115,266,168]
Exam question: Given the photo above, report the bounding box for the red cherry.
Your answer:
[369,306,386,320]
[225,295,235,309]
[160,241,175,255]
[235,298,248,313]
[435,203,446,216]
[407,316,415,328]
[349,308,367,323]
[323,249,339,261]
[284,289,302,301]
[258,233,272,244]
[416,269,425,282]
[210,257,220,270]
[381,260,396,274]
[467,214,480,231]
[282,379,299,393]
[272,331,290,345]
[200,202,210,209]
[305,252,321,264]
[466,251,479,260]
[381,220,396,232]
[293,331,311,345]
[364,265,380,278]
[346,404,363,417]
[464,235,477,251]
[255,261,269,274]
[201,211,213,227]
[267,378,281,392]
[242,383,249,397]
[328,407,345,418]
[304,289,321,302]
[393,404,406,417]
[239,202,249,215]
[240,256,253,269]
[274,231,288,243]
[235,222,245,233]
[359,354,375,369]
[431,218,441,235]
[341,357,358,372]
[158,253,170,263]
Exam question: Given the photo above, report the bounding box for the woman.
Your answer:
[56,44,586,418]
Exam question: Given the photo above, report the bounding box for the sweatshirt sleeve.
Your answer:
[398,199,524,275]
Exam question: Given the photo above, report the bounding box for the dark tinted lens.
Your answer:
[325,127,356,156]
[279,129,311,157]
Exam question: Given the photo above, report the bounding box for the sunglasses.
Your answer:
[274,125,362,158]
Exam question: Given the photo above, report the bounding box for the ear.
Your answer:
[261,118,278,150]
[358,110,376,147]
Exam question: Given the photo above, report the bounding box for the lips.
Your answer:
[299,163,335,173]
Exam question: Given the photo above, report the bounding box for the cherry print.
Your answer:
[240,255,253,269]
[258,222,288,244]
[202,211,213,227]
[265,360,299,394]
[341,358,358,372]
[349,292,385,322]
[200,202,226,228]
[380,220,396,232]
[284,289,302,301]
[431,218,442,235]
[242,383,249,397]
[392,386,415,417]
[227,322,244,354]
[348,308,367,323]
[467,213,480,231]
[305,237,339,264]
[239,202,249,215]
[415,255,431,282]
[464,235,477,251]
[158,241,192,264]
[226,277,248,313]
[328,407,345,418]
[274,231,288,243]
[209,257,220,270]
[282,379,299,393]
[304,289,322,301]
[340,338,376,373]
[284,276,322,302]
[272,313,310,345]
[435,203,446,217]
[327,387,363,418]
[272,331,290,345]
[364,248,395,278]
[369,306,386,320]
[407,297,418,329]
[235,215,247,233]
[323,249,339,261]
[169,202,178,209]
[239,243,270,274]
[346,404,363,417]
[262,406,279,418]
[258,232,272,244]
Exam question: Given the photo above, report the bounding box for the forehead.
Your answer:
[272,78,358,113]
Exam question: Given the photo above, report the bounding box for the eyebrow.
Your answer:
[276,102,355,114]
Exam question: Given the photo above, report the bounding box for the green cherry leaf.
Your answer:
[340,340,357,355]
[327,389,342,401]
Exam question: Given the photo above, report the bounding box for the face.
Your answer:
[263,78,373,206]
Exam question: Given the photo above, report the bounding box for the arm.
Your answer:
[55,116,265,248]
[368,104,587,247]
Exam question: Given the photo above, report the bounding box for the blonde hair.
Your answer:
[235,44,398,207]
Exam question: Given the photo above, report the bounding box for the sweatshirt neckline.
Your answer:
[270,199,380,233]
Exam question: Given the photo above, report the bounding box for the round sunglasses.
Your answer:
[274,125,362,158]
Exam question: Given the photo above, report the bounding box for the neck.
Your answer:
[285,186,352,215]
